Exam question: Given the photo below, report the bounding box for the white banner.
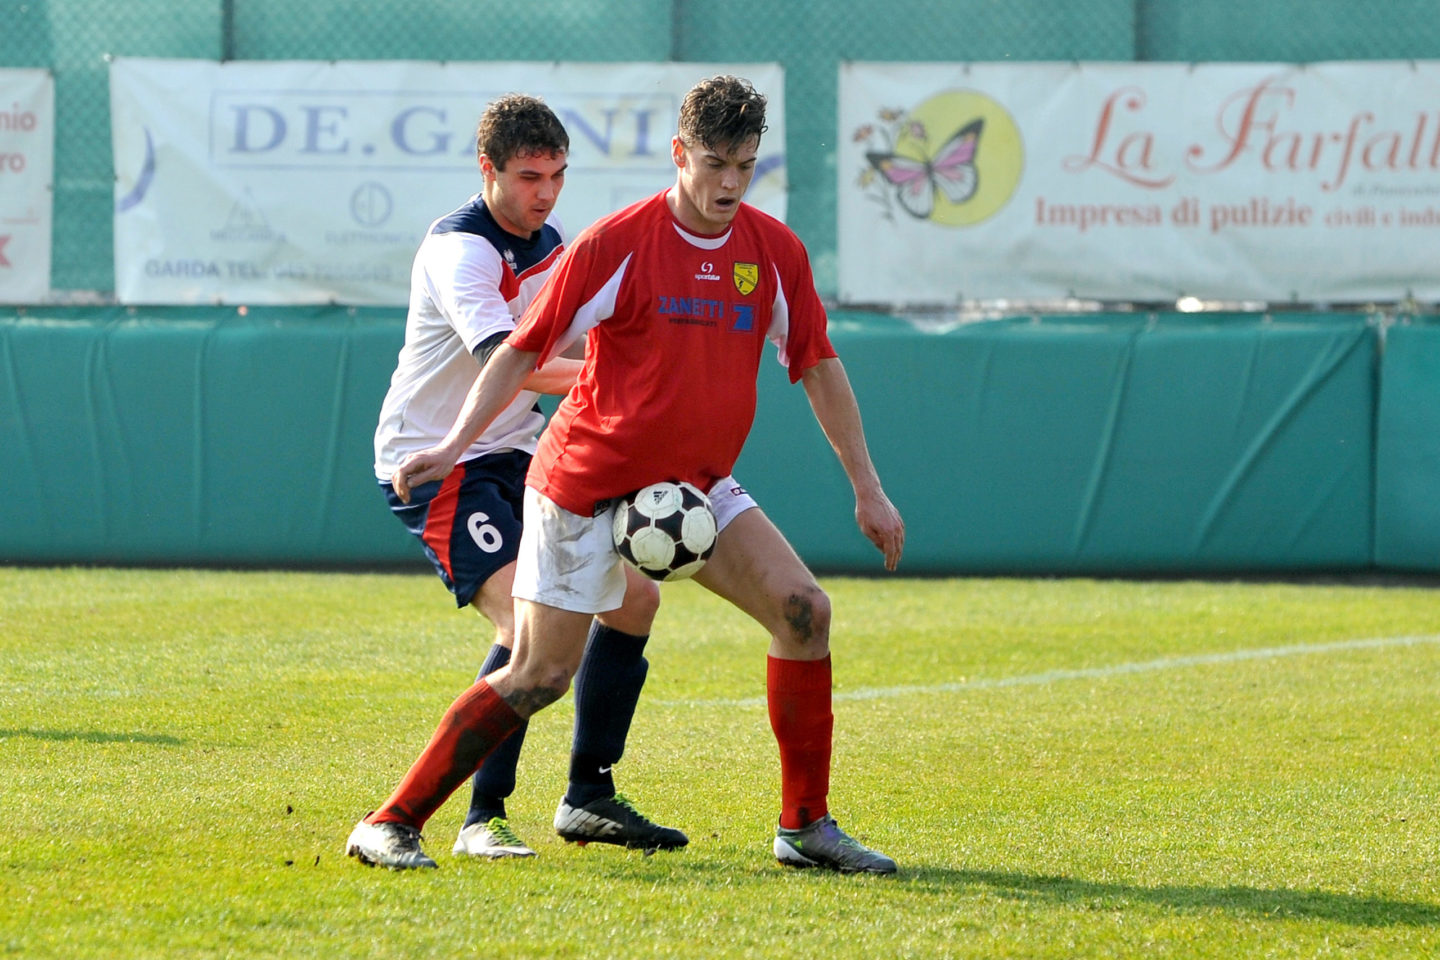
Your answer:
[839,62,1440,304]
[111,59,786,305]
[0,69,54,304]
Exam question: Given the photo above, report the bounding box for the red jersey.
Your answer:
[508,190,837,515]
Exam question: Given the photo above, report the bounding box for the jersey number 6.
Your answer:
[467,512,503,553]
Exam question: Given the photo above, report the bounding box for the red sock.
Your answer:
[367,678,521,830]
[767,655,833,830]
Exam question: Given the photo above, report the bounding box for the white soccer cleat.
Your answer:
[773,815,897,874]
[345,818,438,870]
[453,817,537,859]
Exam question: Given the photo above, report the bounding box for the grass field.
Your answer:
[3,567,1438,958]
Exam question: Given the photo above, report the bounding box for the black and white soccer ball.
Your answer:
[611,481,718,581]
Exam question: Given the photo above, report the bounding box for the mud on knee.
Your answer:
[781,586,831,647]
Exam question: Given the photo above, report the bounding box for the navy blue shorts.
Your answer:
[381,449,531,608]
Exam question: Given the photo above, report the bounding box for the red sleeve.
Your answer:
[508,227,601,364]
[774,229,838,383]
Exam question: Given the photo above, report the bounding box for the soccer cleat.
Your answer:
[453,816,537,859]
[553,793,689,850]
[773,815,898,874]
[345,818,438,870]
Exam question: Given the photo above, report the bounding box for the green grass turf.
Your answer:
[2,567,1438,958]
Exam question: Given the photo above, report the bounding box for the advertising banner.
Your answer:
[839,62,1440,304]
[0,68,54,304]
[111,59,786,305]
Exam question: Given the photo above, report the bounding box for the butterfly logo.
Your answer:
[865,118,983,220]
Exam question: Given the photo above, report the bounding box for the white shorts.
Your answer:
[512,476,757,615]
[707,475,758,532]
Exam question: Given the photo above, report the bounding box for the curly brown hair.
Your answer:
[475,94,569,170]
[676,75,768,153]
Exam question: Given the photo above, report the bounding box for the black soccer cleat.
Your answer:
[553,793,689,850]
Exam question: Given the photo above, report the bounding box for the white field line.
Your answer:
[656,634,1440,709]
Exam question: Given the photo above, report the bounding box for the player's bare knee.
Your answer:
[779,584,830,648]
[600,573,661,635]
[499,662,572,716]
[503,654,575,714]
[500,680,568,717]
[623,576,662,623]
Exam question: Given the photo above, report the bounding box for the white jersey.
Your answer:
[374,196,565,480]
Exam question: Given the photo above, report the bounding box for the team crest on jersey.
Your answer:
[733,262,759,296]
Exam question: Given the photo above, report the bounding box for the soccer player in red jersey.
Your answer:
[351,75,906,873]
[354,95,685,869]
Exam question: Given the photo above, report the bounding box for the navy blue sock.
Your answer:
[463,643,529,828]
[565,622,649,808]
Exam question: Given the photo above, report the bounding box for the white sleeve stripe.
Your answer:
[766,262,791,368]
[544,253,632,362]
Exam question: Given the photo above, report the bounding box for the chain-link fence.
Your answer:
[4,0,1439,298]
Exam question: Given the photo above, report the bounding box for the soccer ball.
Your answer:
[612,481,718,581]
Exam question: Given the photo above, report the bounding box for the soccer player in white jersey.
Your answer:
[355,76,905,874]
[353,95,685,868]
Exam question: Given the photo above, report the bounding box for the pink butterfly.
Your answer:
[866,118,983,219]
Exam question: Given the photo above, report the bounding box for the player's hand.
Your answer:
[391,448,459,504]
[856,489,905,571]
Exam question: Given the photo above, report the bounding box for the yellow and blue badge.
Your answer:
[733,262,759,296]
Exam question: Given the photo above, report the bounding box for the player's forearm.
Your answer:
[801,358,885,497]
[440,343,538,453]
[521,357,582,395]
[802,356,906,569]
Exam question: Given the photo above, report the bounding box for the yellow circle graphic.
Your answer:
[891,89,1023,227]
